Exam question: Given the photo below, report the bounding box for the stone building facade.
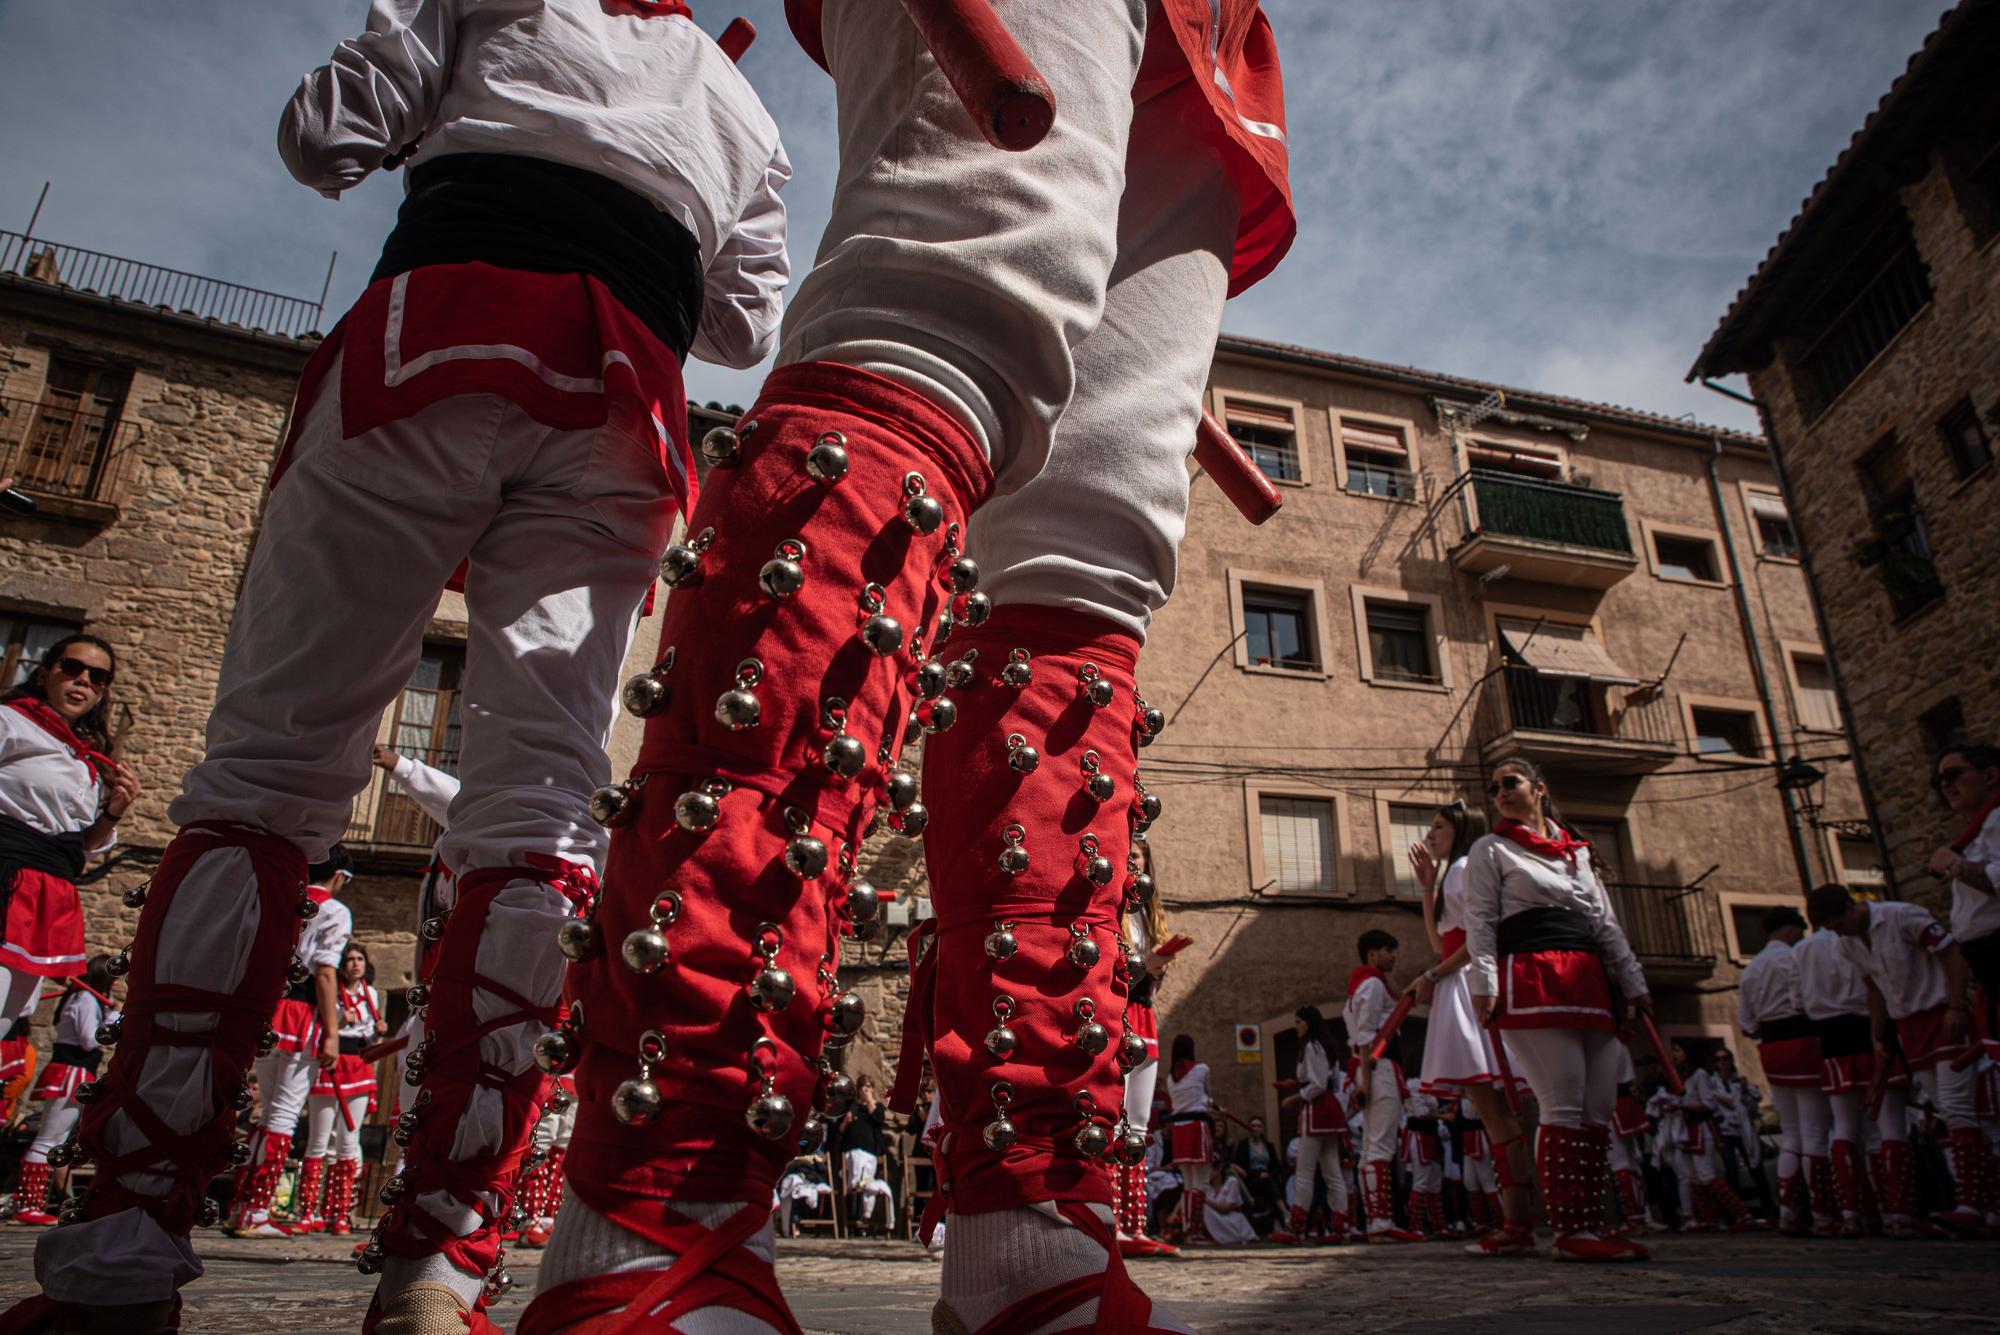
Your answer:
[1690,0,1999,912]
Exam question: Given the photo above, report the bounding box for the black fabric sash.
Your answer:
[286,980,317,1005]
[1405,1116,1439,1137]
[373,152,705,360]
[0,811,84,950]
[339,1035,368,1056]
[50,1042,101,1075]
[1814,1012,1872,1059]
[1496,905,1597,956]
[1756,1014,1815,1044]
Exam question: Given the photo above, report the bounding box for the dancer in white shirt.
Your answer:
[1272,1005,1351,1244]
[1348,930,1421,1244]
[1736,906,1836,1236]
[297,944,387,1238]
[12,957,116,1227]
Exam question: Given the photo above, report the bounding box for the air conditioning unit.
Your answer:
[883,898,913,930]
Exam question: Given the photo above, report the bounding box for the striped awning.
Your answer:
[1498,618,1641,685]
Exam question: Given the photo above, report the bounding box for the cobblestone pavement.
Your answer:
[3,1228,1998,1333]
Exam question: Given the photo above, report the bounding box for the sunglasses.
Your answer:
[1486,774,1529,798]
[53,656,112,689]
[1934,765,1972,791]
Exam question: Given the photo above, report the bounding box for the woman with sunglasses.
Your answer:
[0,638,139,1043]
[1406,799,1537,1257]
[1464,756,1652,1262]
[296,942,385,1237]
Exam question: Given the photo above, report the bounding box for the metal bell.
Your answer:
[674,787,722,833]
[659,530,710,588]
[1068,932,1101,969]
[997,827,1030,877]
[903,709,924,748]
[1083,853,1114,886]
[886,770,919,812]
[827,991,866,1037]
[902,489,945,535]
[921,698,957,733]
[621,671,670,718]
[892,801,929,838]
[232,1084,256,1112]
[621,928,671,975]
[747,1091,795,1140]
[1139,705,1166,739]
[715,688,760,731]
[533,1029,577,1075]
[1132,872,1156,901]
[107,950,131,979]
[795,1112,827,1154]
[1074,1122,1111,1158]
[1114,1124,1149,1164]
[1006,735,1040,775]
[357,1241,385,1275]
[915,659,946,700]
[488,1269,516,1300]
[549,1086,573,1113]
[1123,944,1147,978]
[699,423,743,467]
[379,1175,409,1205]
[822,732,866,779]
[296,895,320,920]
[1080,664,1115,708]
[985,924,1019,961]
[95,1018,121,1046]
[255,1029,277,1058]
[122,882,148,909]
[749,965,797,1013]
[421,913,449,942]
[394,1112,420,1147]
[944,655,979,689]
[805,433,850,484]
[1087,772,1116,802]
[949,555,979,593]
[1075,1021,1109,1056]
[960,592,993,626]
[845,877,880,924]
[985,1023,1019,1059]
[198,1197,223,1228]
[612,1077,664,1126]
[588,783,636,827]
[73,1081,98,1104]
[1001,651,1032,688]
[232,1139,255,1166]
[286,959,309,986]
[557,919,599,962]
[817,1071,857,1117]
[47,1141,74,1167]
[861,613,905,657]
[1118,1031,1149,1074]
[759,540,808,599]
[983,1115,1018,1152]
[407,984,431,1009]
[1139,790,1163,824]
[784,834,829,880]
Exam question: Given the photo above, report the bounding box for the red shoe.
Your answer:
[11,1207,58,1227]
[328,1221,353,1237]
[1929,1207,1984,1238]
[1367,1227,1425,1244]
[1551,1232,1648,1262]
[1882,1216,1949,1240]
[1464,1223,1534,1257]
[1118,1233,1174,1258]
[521,1223,553,1249]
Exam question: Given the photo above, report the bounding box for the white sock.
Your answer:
[378,1251,483,1311]
[939,1203,1190,1335]
[537,1190,781,1335]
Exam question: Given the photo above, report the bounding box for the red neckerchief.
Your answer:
[341,982,379,1027]
[1346,965,1385,1000]
[5,697,114,782]
[1497,818,1587,868]
[1952,794,2000,853]
[601,0,692,17]
[1171,1058,1195,1082]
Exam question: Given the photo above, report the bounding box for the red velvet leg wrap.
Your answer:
[295,1156,326,1228]
[16,1161,50,1212]
[533,365,989,1327]
[328,1158,359,1233]
[1537,1126,1593,1236]
[906,606,1144,1229]
[233,1131,293,1228]
[368,857,595,1282]
[74,824,307,1237]
[1829,1142,1864,1217]
[1363,1161,1396,1228]
[1806,1154,1838,1223]
[1877,1140,1916,1218]
[1947,1127,1993,1214]
[544,1147,568,1222]
[1615,1168,1646,1220]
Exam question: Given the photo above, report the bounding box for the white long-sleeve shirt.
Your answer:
[277,0,790,368]
[1737,937,1806,1037]
[1435,857,1470,935]
[1461,832,1646,1001]
[391,753,461,830]
[1950,807,2000,945]
[0,707,114,855]
[52,989,107,1054]
[1168,1061,1212,1115]
[1796,928,1867,1020]
[1296,1038,1335,1103]
[1840,900,1956,1021]
[1344,974,1395,1053]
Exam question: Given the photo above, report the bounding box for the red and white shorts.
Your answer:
[30,1061,91,1103]
[1,868,86,979]
[270,997,323,1056]
[1169,1115,1213,1166]
[1612,1094,1649,1139]
[311,1051,379,1108]
[1894,1003,1973,1074]
[1301,1091,1346,1139]
[1493,949,1614,1032]
[1758,1035,1825,1088]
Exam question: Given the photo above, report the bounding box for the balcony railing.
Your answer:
[1465,470,1633,555]
[343,746,459,853]
[1605,881,1720,971]
[1476,668,1680,770]
[1342,460,1416,500]
[1798,244,1931,418]
[0,393,142,505]
[1,229,324,340]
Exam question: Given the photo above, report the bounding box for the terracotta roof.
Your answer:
[1215,332,1763,446]
[1689,0,1995,380]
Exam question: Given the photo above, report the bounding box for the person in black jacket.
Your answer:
[1230,1115,1282,1235]
[837,1076,895,1235]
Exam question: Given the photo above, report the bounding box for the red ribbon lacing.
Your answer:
[4,697,116,782]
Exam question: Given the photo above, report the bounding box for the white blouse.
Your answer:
[337,982,384,1043]
[1461,831,1646,1002]
[1168,1061,1212,1115]
[1795,929,1867,1020]
[0,707,113,853]
[1839,900,1955,1021]
[1737,937,1806,1036]
[1435,857,1470,935]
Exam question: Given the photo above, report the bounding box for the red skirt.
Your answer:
[0,1037,29,1084]
[1,867,86,979]
[1820,1049,1906,1093]
[1301,1090,1346,1138]
[1758,1035,1825,1088]
[1128,1002,1159,1064]
[271,996,322,1056]
[30,1060,91,1103]
[1493,949,1614,1032]
[1612,1094,1650,1139]
[1894,1003,1971,1074]
[1169,1115,1213,1166]
[311,1051,379,1106]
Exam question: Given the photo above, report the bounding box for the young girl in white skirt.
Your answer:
[1407,800,1537,1257]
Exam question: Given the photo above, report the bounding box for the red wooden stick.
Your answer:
[358,1034,409,1065]
[1196,410,1285,525]
[1487,1020,1523,1117]
[1369,992,1416,1064]
[718,17,756,62]
[899,0,1055,151]
[39,980,114,1009]
[1637,1011,1684,1097]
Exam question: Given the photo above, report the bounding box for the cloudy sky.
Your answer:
[0,1,1949,432]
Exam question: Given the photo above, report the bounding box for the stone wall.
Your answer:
[1746,152,2000,907]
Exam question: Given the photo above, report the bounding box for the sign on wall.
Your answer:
[1235,1023,1262,1064]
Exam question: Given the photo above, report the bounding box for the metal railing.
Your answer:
[0,392,142,504]
[1799,244,1931,418]
[1605,881,1720,967]
[1464,470,1633,554]
[0,229,324,340]
[1479,666,1679,748]
[343,746,459,852]
[1342,460,1415,499]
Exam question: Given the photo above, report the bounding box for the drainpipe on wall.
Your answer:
[1704,434,1817,896]
[1700,377,1901,899]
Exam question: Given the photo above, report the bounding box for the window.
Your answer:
[1918,697,1967,759]
[1,615,83,691]
[1836,835,1887,894]
[1854,434,1943,618]
[1938,398,1994,479]
[1242,588,1318,671]
[1746,489,1799,560]
[1568,821,1628,887]
[1792,213,1931,417]
[1364,600,1437,684]
[1222,400,1301,483]
[1650,532,1721,583]
[1464,438,1563,479]
[1337,418,1413,499]
[1386,803,1435,895]
[1730,904,1776,960]
[1261,795,1335,894]
[1789,651,1840,732]
[5,357,133,502]
[1690,706,1762,758]
[372,644,465,847]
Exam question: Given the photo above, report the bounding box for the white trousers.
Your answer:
[252,1051,316,1142]
[43,367,674,1305]
[0,968,38,1025]
[1360,1071,1402,1165]
[26,1093,81,1165]
[1289,1132,1346,1218]
[1408,1158,1441,1194]
[779,0,1237,640]
[842,1149,894,1229]
[1828,1086,1905,1148]
[1504,1028,1621,1129]
[1768,1084,1831,1179]
[1463,1152,1498,1196]
[1913,1061,1980,1131]
[1685,1136,1725,1186]
[1122,1056,1159,1135]
[304,1092,370,1162]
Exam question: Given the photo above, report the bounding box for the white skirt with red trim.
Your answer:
[1301,1090,1346,1138]
[1612,1094,1649,1140]
[1894,1003,1973,1074]
[1417,967,1529,1097]
[1493,949,1614,1032]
